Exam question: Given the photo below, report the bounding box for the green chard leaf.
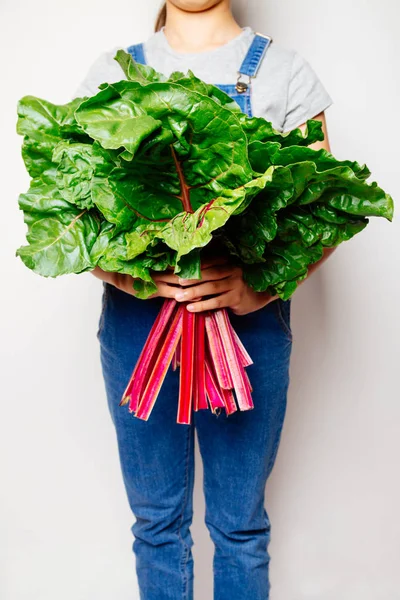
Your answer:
[17,96,85,177]
[16,205,100,276]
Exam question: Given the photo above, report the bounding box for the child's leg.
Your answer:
[98,284,195,600]
[195,300,293,600]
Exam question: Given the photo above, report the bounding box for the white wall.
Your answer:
[1,1,399,598]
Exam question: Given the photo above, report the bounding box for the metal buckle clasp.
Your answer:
[236,73,251,94]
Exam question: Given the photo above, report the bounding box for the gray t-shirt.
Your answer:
[75,26,333,133]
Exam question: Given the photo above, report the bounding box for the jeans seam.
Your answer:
[96,282,109,340]
[274,299,293,342]
[177,425,192,599]
[265,401,287,480]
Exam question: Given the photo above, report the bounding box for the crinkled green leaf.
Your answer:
[243,240,324,299]
[17,96,84,178]
[16,207,100,276]
[115,49,168,85]
[75,87,163,160]
[53,141,95,208]
[89,221,116,263]
[238,113,325,149]
[175,249,202,279]
[169,70,241,112]
[277,206,368,247]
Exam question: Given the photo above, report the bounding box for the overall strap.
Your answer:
[126,42,147,65]
[236,33,272,93]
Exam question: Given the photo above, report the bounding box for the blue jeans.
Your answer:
[98,283,293,599]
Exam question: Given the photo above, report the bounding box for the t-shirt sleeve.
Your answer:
[73,47,124,98]
[282,50,333,132]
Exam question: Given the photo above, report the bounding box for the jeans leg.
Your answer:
[195,303,292,600]
[98,285,195,600]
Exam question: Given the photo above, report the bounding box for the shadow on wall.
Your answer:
[232,0,250,25]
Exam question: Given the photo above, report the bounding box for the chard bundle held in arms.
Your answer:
[16,51,394,423]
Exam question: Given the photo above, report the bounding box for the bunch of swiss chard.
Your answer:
[16,50,394,423]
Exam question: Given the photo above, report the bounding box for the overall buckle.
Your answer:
[235,74,251,94]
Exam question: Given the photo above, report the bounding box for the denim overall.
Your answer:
[98,33,293,600]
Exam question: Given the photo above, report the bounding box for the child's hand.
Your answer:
[172,261,278,315]
[150,256,229,300]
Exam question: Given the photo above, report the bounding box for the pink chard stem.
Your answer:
[177,306,195,425]
[220,387,237,415]
[214,309,254,412]
[135,305,183,421]
[205,313,233,390]
[230,323,254,367]
[193,312,207,411]
[205,343,237,415]
[120,299,177,412]
[205,356,225,413]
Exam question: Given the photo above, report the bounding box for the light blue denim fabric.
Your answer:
[98,37,293,600]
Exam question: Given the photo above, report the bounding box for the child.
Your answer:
[77,2,334,598]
